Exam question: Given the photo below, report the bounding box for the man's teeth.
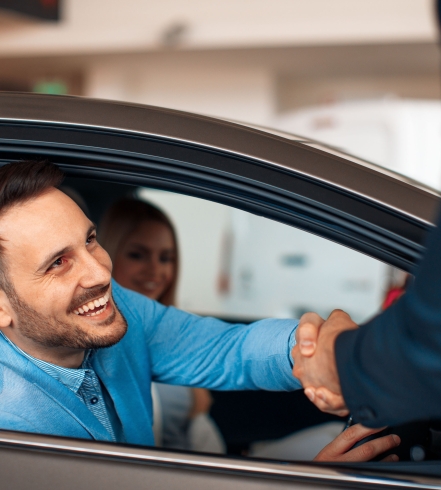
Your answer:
[73,293,110,316]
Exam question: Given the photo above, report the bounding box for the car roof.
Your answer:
[0,91,438,223]
[0,91,439,270]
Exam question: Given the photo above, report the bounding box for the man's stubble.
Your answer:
[5,282,128,350]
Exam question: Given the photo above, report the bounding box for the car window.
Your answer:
[137,187,389,324]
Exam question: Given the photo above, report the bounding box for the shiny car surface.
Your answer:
[0,92,440,489]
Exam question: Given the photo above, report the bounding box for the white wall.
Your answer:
[273,99,441,190]
[0,0,437,57]
[220,209,387,323]
[85,59,275,124]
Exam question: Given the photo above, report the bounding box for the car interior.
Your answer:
[61,173,441,465]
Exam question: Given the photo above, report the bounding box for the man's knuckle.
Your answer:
[328,397,341,409]
[359,443,375,459]
[299,313,312,323]
[293,366,302,378]
[384,435,398,450]
[330,309,344,317]
[299,322,312,332]
[341,427,355,442]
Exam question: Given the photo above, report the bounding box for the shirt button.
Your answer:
[90,396,99,405]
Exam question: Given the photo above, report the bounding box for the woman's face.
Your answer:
[112,221,176,301]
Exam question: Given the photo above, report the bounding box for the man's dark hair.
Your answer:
[0,160,64,215]
[0,160,64,290]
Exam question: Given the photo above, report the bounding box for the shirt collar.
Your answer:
[0,331,93,394]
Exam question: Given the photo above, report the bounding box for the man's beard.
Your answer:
[6,284,128,350]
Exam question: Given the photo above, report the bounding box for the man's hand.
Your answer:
[313,424,400,462]
[292,310,358,416]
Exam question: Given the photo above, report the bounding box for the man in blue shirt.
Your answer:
[0,160,301,445]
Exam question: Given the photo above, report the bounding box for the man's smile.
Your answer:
[73,292,110,317]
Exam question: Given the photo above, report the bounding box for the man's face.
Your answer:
[0,188,127,355]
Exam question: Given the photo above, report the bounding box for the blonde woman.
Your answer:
[100,198,225,453]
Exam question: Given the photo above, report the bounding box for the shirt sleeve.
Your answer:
[142,300,301,392]
[335,205,441,427]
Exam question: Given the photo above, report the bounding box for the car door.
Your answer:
[0,92,440,490]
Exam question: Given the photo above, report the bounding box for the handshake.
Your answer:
[291,309,358,417]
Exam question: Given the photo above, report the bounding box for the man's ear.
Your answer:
[0,289,13,328]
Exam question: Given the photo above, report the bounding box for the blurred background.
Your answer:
[0,0,439,323]
[1,0,440,189]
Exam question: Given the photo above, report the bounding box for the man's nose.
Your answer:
[78,248,112,289]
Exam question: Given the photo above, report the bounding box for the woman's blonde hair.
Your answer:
[99,198,178,306]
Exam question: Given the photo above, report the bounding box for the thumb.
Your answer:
[296,312,324,357]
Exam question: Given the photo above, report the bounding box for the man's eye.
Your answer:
[49,257,65,270]
[86,234,97,245]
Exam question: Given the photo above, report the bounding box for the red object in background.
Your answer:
[40,0,57,7]
[382,272,410,310]
[382,286,405,310]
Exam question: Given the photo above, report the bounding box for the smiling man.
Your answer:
[0,159,304,445]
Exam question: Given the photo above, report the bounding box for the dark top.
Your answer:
[336,206,441,427]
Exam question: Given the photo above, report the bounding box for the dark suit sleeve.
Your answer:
[335,206,441,427]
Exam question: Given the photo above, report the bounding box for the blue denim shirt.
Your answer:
[0,281,300,446]
[0,333,123,441]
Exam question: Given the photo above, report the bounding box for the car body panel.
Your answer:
[1,430,441,490]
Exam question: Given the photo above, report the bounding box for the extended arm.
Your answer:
[147,305,300,391]
[337,206,441,426]
[293,206,441,426]
[113,283,301,392]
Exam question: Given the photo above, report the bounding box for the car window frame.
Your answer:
[0,113,437,271]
